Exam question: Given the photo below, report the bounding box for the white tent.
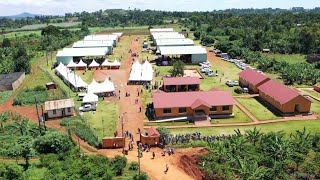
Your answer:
[129,60,153,82]
[67,60,78,68]
[87,78,115,94]
[83,93,98,103]
[101,59,112,67]
[55,63,87,90]
[77,59,87,68]
[101,59,121,68]
[111,60,121,66]
[89,59,100,68]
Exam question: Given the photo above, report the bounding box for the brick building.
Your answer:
[163,77,200,92]
[239,68,270,93]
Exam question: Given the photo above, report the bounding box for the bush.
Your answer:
[113,155,127,176]
[34,131,74,154]
[129,162,139,171]
[133,172,149,180]
[0,162,23,180]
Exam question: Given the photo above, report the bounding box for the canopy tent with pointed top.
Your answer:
[87,78,115,96]
[101,59,121,69]
[55,63,87,92]
[88,59,100,69]
[128,60,153,82]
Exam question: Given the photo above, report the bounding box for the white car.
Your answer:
[79,104,93,112]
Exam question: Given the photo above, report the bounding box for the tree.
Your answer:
[41,25,60,36]
[113,155,127,176]
[34,131,74,154]
[169,60,185,77]
[16,136,35,169]
[194,31,201,40]
[2,38,11,48]
[0,162,23,180]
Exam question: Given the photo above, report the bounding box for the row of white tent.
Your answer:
[55,63,88,89]
[66,59,121,68]
[55,63,116,93]
[129,60,154,81]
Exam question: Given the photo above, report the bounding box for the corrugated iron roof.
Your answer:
[257,80,302,104]
[159,46,207,55]
[45,99,74,111]
[163,77,200,86]
[239,68,270,86]
[153,91,235,108]
[147,127,160,136]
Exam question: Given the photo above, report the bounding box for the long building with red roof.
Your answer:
[257,80,311,114]
[239,68,270,93]
[152,90,236,119]
[163,77,200,92]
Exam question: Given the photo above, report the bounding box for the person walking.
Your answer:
[152,152,155,159]
[165,164,169,174]
[139,107,142,112]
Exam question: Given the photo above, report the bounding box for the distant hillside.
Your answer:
[0,12,42,19]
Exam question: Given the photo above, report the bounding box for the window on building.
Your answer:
[67,107,71,112]
[179,107,187,113]
[53,109,57,114]
[163,108,172,114]
[222,106,230,111]
[210,106,217,112]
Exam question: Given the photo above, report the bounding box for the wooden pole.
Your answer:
[34,96,41,134]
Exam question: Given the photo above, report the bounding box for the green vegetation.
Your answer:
[169,120,320,136]
[14,86,48,105]
[83,101,119,138]
[237,98,281,121]
[211,106,252,124]
[0,91,12,105]
[60,116,101,147]
[265,53,306,64]
[200,128,320,179]
[311,100,320,115]
[169,60,185,77]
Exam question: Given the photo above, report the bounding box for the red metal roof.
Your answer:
[148,127,160,136]
[153,91,236,108]
[239,69,270,86]
[257,80,301,104]
[163,77,200,86]
[191,99,211,109]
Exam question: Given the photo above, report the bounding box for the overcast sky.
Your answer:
[0,0,319,16]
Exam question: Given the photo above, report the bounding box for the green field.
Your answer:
[237,97,281,121]
[302,89,320,99]
[83,101,119,138]
[211,105,252,124]
[265,53,306,64]
[169,120,320,136]
[311,100,320,115]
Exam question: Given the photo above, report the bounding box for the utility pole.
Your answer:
[41,104,47,131]
[121,112,127,156]
[34,96,41,134]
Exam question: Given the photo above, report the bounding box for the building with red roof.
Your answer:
[153,90,236,119]
[140,127,160,146]
[239,68,270,93]
[257,80,311,114]
[163,77,200,92]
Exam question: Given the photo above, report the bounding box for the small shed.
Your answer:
[0,72,25,91]
[45,99,75,119]
[45,82,56,90]
[140,127,160,146]
[262,49,271,53]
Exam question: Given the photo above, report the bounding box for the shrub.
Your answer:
[13,87,47,105]
[113,155,127,176]
[133,172,149,180]
[0,162,23,180]
[129,162,139,171]
[34,131,74,154]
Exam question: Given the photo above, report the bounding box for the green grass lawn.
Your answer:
[237,97,281,121]
[264,53,306,64]
[302,89,320,99]
[211,106,252,124]
[83,101,119,138]
[169,120,320,136]
[0,91,12,105]
[311,100,320,115]
[76,70,94,84]
[144,121,194,127]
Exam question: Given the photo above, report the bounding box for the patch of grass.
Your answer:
[237,97,281,121]
[311,100,320,115]
[211,106,252,124]
[302,89,320,99]
[23,161,47,180]
[0,91,12,105]
[83,101,119,138]
[76,70,94,84]
[169,120,320,136]
[144,121,194,126]
[265,53,306,64]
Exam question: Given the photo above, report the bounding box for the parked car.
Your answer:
[207,72,218,77]
[233,81,239,86]
[226,80,239,87]
[79,104,94,112]
[201,68,211,73]
[235,87,249,94]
